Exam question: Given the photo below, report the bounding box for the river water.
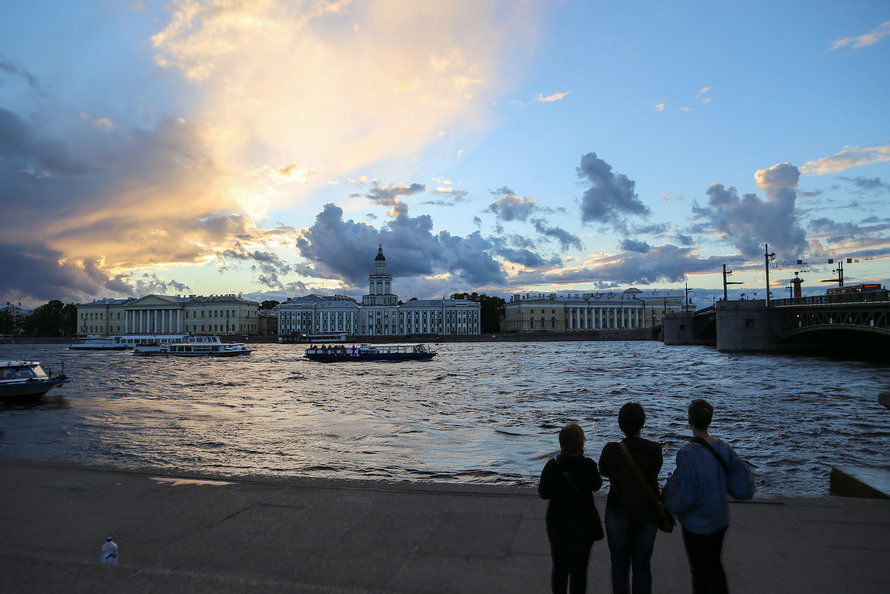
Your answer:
[1,341,888,496]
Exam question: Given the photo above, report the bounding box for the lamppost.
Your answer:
[764,243,776,306]
[723,264,743,300]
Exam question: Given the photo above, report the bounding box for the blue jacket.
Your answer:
[661,438,755,535]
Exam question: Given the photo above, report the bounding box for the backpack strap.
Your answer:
[692,436,730,473]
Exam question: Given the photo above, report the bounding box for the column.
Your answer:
[582,308,587,329]
[177,309,182,332]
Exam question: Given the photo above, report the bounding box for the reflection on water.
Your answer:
[1,342,889,496]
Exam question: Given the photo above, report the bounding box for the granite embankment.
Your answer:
[1,458,888,593]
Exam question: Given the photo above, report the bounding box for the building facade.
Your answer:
[502,288,686,332]
[276,246,481,338]
[76,294,260,336]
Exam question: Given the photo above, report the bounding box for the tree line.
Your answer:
[1,300,78,337]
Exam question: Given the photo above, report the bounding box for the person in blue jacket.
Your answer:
[661,399,755,594]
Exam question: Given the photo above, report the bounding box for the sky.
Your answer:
[2,0,889,306]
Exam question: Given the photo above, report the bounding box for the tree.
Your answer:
[451,292,506,334]
[0,309,15,334]
[21,300,77,336]
[260,299,280,310]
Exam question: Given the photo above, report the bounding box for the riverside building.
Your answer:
[502,288,685,332]
[276,246,481,339]
[76,294,260,336]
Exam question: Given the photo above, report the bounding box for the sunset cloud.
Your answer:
[829,20,890,51]
[800,144,890,175]
[151,0,538,210]
[534,90,571,103]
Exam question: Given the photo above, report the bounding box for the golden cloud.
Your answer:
[801,144,890,175]
[151,0,541,212]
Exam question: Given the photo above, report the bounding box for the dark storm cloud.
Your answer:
[219,241,293,288]
[577,152,650,225]
[674,233,694,246]
[631,222,669,235]
[423,187,468,206]
[0,242,130,303]
[512,245,739,286]
[0,59,42,93]
[0,109,278,302]
[619,238,650,253]
[507,234,536,249]
[131,273,191,296]
[808,217,890,243]
[532,219,583,251]
[839,175,890,192]
[487,186,539,221]
[486,235,559,268]
[692,162,807,259]
[295,203,506,289]
[362,182,426,206]
[0,107,90,175]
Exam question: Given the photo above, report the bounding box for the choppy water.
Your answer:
[1,341,889,496]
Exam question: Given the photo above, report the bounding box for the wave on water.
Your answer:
[1,341,889,496]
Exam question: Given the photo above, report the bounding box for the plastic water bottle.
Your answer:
[101,537,118,565]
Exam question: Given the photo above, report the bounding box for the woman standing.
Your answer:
[598,403,663,594]
[539,422,603,594]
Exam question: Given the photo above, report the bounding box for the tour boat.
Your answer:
[0,360,69,402]
[305,344,435,362]
[69,334,189,351]
[133,334,252,357]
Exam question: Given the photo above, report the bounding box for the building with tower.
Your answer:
[276,246,481,339]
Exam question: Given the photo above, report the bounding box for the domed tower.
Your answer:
[374,245,387,276]
[362,245,396,306]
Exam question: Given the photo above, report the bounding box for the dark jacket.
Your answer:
[598,437,663,521]
[539,454,603,534]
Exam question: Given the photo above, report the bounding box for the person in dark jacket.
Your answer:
[539,422,603,594]
[662,399,755,594]
[599,402,663,594]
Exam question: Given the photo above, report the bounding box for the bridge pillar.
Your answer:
[716,300,777,352]
[662,312,696,344]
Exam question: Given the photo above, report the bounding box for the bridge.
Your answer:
[663,289,890,360]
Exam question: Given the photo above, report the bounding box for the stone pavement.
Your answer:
[1,458,888,593]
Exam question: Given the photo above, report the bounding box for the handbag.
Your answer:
[619,442,675,532]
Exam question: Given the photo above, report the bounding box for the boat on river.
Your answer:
[133,334,252,357]
[69,334,188,351]
[305,344,435,362]
[0,360,69,402]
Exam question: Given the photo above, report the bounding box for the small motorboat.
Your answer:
[305,344,435,362]
[0,360,69,402]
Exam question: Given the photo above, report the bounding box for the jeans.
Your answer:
[681,526,728,594]
[605,509,658,594]
[548,524,595,594]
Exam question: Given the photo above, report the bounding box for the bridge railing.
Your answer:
[771,290,890,307]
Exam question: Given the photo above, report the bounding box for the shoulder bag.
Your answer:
[619,442,675,532]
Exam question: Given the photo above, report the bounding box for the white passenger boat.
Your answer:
[305,343,435,362]
[0,360,69,402]
[133,335,252,357]
[69,334,188,351]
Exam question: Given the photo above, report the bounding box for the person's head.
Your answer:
[688,399,714,431]
[618,402,646,437]
[559,422,585,456]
